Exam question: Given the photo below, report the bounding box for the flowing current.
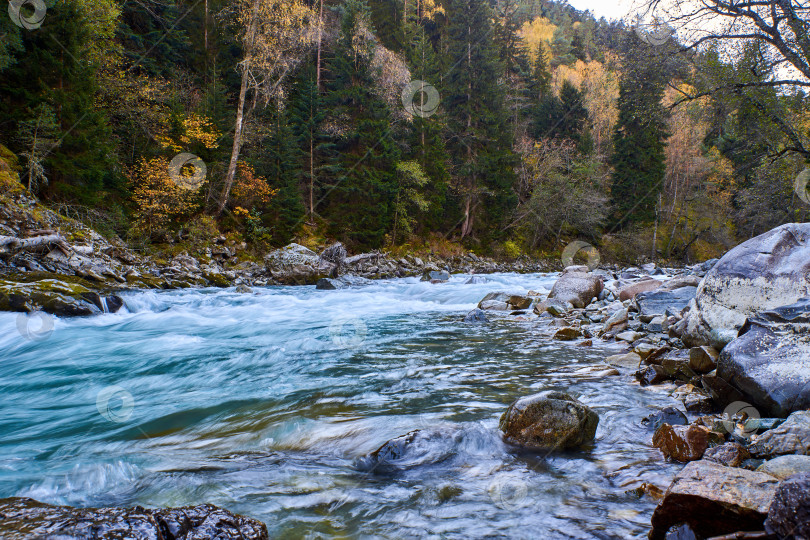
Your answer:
[0,273,684,539]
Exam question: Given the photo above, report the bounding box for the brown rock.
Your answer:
[688,346,719,374]
[649,460,779,539]
[618,279,662,301]
[652,424,722,462]
[548,272,604,309]
[499,391,599,451]
[554,327,583,341]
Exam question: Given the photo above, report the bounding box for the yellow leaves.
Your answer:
[127,157,198,237]
[520,17,556,67]
[230,161,278,210]
[157,114,220,153]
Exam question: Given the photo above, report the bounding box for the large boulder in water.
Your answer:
[0,497,268,539]
[548,272,603,309]
[649,460,779,539]
[713,299,810,417]
[682,223,810,348]
[499,391,599,451]
[264,243,334,285]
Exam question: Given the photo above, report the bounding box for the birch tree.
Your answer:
[217,0,315,214]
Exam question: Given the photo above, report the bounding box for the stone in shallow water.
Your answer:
[355,428,461,474]
[0,497,268,540]
[463,308,488,323]
[499,391,598,451]
[548,272,603,309]
[652,424,722,462]
[649,460,779,539]
[606,352,641,369]
[642,407,688,431]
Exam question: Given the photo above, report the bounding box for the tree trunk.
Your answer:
[309,135,314,220]
[217,0,261,215]
[316,0,323,91]
[217,66,250,215]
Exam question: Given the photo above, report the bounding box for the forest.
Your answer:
[1,0,808,262]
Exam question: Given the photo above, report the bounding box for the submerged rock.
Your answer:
[0,497,268,540]
[499,391,599,451]
[764,472,810,539]
[548,272,603,309]
[649,460,779,539]
[642,407,688,431]
[715,299,810,417]
[355,428,461,473]
[682,223,810,348]
[463,308,488,323]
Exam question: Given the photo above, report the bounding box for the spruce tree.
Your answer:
[609,39,669,227]
[442,0,517,241]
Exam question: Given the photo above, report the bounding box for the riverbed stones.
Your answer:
[748,411,810,458]
[422,269,450,282]
[648,460,779,539]
[681,223,810,349]
[757,455,810,479]
[548,272,603,309]
[0,497,269,540]
[714,299,810,417]
[636,365,669,386]
[603,308,628,333]
[499,391,599,451]
[652,424,721,462]
[764,472,810,539]
[478,292,534,311]
[264,243,333,285]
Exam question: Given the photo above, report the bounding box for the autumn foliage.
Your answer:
[128,157,197,240]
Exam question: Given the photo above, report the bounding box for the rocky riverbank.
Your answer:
[0,193,553,317]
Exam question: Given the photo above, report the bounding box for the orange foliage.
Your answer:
[230,162,278,210]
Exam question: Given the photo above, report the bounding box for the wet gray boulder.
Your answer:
[764,472,810,539]
[548,272,603,309]
[499,391,599,451]
[641,407,688,431]
[264,243,334,285]
[714,299,810,417]
[682,223,810,348]
[634,287,696,321]
[316,277,345,290]
[421,269,450,282]
[0,497,268,539]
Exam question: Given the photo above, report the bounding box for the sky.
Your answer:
[566,0,639,21]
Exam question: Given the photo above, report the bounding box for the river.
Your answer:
[0,273,684,539]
